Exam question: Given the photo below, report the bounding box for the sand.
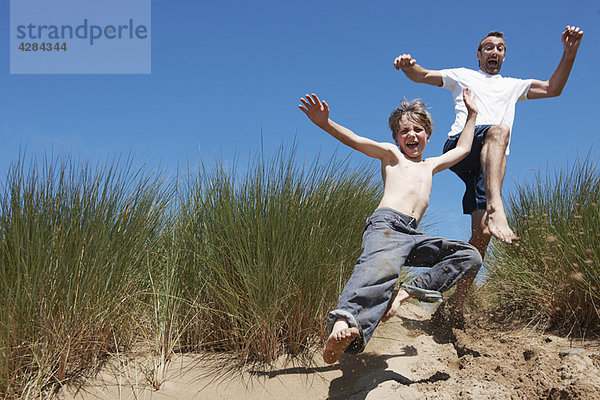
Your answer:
[61,303,600,399]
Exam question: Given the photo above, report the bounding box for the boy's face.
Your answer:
[477,36,506,75]
[395,115,429,160]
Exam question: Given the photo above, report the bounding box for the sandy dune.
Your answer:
[61,303,600,399]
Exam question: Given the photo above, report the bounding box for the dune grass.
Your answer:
[485,157,600,335]
[172,147,386,363]
[0,154,170,397]
[7,147,599,397]
[7,146,598,397]
[0,147,398,396]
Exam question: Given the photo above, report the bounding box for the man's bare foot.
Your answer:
[381,288,412,322]
[486,208,519,243]
[323,319,359,364]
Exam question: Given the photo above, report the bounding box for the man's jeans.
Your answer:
[326,208,482,353]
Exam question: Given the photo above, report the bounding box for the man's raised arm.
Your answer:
[394,54,443,87]
[527,26,583,99]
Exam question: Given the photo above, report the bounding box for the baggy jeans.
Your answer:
[326,208,482,353]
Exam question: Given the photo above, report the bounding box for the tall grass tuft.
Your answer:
[0,145,415,394]
[485,157,600,334]
[0,154,170,397]
[174,146,387,363]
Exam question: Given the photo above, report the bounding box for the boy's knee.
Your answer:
[465,244,483,272]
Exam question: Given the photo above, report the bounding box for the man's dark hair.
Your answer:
[477,31,506,52]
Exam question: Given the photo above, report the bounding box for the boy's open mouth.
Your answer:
[406,142,419,150]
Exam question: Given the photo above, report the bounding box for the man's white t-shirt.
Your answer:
[440,68,533,155]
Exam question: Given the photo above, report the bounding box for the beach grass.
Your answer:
[485,156,600,335]
[5,147,599,397]
[0,154,170,397]
[171,146,386,363]
[0,147,400,396]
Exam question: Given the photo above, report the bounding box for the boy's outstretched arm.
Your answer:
[394,54,443,87]
[527,25,583,99]
[431,88,478,174]
[299,93,398,162]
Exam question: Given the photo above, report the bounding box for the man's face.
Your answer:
[477,36,506,75]
[395,115,429,160]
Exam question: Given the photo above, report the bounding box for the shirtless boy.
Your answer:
[299,89,482,364]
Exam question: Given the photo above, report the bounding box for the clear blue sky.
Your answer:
[2,0,599,242]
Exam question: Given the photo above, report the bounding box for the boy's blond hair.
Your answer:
[388,99,434,141]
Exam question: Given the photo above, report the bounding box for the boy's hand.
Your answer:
[462,88,478,115]
[299,94,330,127]
[562,25,583,55]
[394,54,416,71]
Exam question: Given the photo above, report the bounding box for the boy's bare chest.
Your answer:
[382,161,433,190]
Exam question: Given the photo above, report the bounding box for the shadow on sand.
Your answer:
[249,309,487,399]
[251,345,449,400]
[327,349,449,400]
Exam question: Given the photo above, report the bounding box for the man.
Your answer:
[393,26,583,320]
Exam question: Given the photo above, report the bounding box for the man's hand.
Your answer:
[562,25,583,56]
[299,94,330,128]
[394,54,417,71]
[394,54,443,86]
[462,88,478,115]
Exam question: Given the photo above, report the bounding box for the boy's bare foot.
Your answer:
[323,320,359,364]
[486,208,519,243]
[381,288,412,322]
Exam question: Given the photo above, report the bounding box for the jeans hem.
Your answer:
[402,284,443,303]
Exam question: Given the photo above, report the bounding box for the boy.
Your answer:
[298,89,482,364]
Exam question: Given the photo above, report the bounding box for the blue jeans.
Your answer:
[326,208,482,353]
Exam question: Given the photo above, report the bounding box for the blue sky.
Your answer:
[2,0,599,242]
